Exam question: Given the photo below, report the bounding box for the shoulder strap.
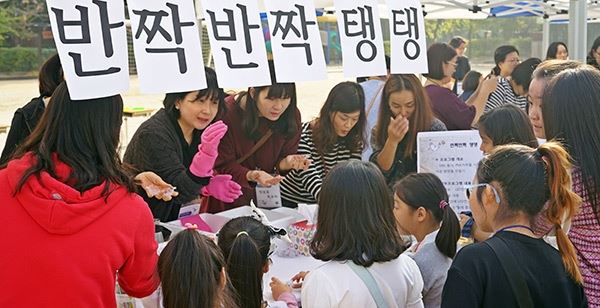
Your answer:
[347,262,389,308]
[236,129,273,165]
[366,83,385,117]
[484,236,534,308]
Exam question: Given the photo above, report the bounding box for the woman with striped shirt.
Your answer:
[484,58,541,113]
[280,82,365,207]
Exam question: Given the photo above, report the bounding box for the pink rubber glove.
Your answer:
[201,174,243,203]
[189,121,228,177]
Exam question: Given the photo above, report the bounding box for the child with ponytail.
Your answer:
[394,173,460,308]
[158,229,238,308]
[218,217,298,308]
[441,142,588,308]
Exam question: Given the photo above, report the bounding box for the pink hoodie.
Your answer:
[0,154,159,307]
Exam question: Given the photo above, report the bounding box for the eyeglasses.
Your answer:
[464,183,501,204]
[446,61,458,67]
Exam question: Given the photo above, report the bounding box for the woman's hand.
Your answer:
[134,172,178,201]
[246,170,283,187]
[387,116,409,144]
[279,154,311,171]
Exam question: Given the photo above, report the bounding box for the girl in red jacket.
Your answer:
[0,82,159,308]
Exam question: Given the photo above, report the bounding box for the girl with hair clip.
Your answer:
[218,216,298,308]
[441,143,588,308]
[0,83,159,307]
[543,66,600,307]
[212,60,309,212]
[301,160,424,308]
[158,229,238,308]
[280,81,365,207]
[125,67,242,222]
[370,74,446,186]
[394,173,460,308]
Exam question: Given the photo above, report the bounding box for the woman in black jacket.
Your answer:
[1,54,62,165]
[124,67,241,221]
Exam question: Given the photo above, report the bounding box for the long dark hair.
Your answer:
[546,42,568,60]
[312,81,365,156]
[491,45,519,76]
[162,67,226,120]
[158,230,238,308]
[238,61,298,140]
[543,66,600,224]
[311,160,406,267]
[38,53,63,97]
[375,74,435,159]
[12,82,135,195]
[218,217,271,308]
[478,104,538,148]
[475,143,582,284]
[394,173,460,258]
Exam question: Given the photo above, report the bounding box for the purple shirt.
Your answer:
[425,84,475,130]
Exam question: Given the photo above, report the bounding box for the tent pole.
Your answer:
[542,18,550,59]
[568,0,587,62]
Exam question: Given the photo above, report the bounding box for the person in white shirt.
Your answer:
[300,160,424,308]
[394,173,460,308]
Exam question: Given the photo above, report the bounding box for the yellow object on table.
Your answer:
[123,107,154,117]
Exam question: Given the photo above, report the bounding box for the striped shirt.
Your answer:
[570,169,600,307]
[280,122,362,204]
[484,77,528,112]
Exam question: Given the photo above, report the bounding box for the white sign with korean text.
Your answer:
[256,184,282,209]
[264,0,327,82]
[417,131,483,214]
[46,0,129,100]
[128,0,206,93]
[201,0,271,88]
[334,0,387,78]
[386,0,428,74]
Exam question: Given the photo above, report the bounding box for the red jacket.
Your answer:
[0,154,159,308]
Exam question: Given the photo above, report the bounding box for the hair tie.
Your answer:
[439,200,449,210]
[236,231,249,238]
[184,223,198,230]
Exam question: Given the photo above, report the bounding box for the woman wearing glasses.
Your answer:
[441,142,588,308]
[490,45,521,78]
[424,43,497,130]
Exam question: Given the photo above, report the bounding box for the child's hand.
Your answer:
[270,277,293,300]
[290,271,309,288]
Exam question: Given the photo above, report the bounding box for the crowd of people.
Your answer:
[1,34,600,308]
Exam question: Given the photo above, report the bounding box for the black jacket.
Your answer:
[1,97,46,165]
[124,109,209,222]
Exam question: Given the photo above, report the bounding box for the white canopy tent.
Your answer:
[314,0,595,61]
